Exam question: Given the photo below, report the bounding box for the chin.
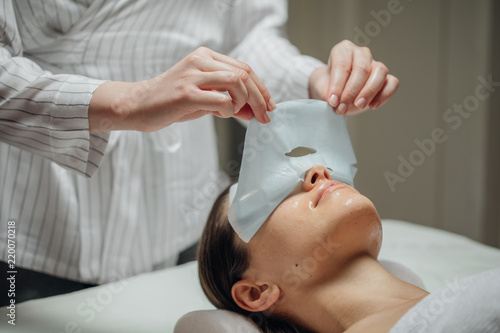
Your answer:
[324,191,382,257]
[352,195,383,258]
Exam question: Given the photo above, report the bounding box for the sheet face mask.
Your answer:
[228,99,357,242]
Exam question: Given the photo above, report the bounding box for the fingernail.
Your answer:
[337,103,347,115]
[269,98,276,110]
[329,94,339,107]
[370,102,379,109]
[264,112,271,123]
[355,97,366,109]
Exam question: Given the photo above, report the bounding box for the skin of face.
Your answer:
[242,165,383,291]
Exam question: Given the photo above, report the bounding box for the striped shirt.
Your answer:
[0,0,323,284]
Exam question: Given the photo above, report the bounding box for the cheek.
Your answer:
[269,202,333,263]
[274,202,323,241]
[257,202,316,257]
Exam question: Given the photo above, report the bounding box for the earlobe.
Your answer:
[232,279,280,312]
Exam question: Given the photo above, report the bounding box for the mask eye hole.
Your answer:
[285,146,317,157]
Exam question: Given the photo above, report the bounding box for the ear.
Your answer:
[231,279,280,312]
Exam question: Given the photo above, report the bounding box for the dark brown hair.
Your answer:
[198,185,312,333]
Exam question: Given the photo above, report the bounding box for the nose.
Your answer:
[303,165,332,191]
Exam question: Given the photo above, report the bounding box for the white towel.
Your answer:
[390,267,500,333]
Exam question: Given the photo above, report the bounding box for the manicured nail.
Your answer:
[329,94,339,107]
[370,102,379,109]
[264,112,271,123]
[337,103,347,115]
[269,98,276,110]
[355,97,366,109]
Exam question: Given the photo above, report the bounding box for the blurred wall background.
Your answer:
[215,0,500,248]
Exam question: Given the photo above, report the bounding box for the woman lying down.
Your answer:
[198,165,500,333]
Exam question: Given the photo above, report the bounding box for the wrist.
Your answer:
[89,81,136,133]
[308,66,327,100]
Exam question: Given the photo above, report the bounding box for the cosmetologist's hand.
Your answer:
[308,40,399,115]
[89,47,275,133]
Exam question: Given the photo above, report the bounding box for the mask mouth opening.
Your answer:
[284,146,317,158]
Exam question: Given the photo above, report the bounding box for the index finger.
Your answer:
[327,45,353,108]
[209,50,276,112]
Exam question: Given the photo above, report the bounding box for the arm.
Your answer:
[88,47,276,133]
[226,0,398,114]
[0,0,107,177]
[2,2,275,178]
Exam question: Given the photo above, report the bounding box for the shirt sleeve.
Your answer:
[0,0,109,178]
[226,0,325,103]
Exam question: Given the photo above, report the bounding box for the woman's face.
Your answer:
[242,165,382,289]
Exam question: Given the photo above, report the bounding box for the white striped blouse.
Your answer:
[0,0,324,284]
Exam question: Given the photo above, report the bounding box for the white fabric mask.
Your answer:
[228,99,357,242]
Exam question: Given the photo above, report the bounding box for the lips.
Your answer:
[315,180,347,207]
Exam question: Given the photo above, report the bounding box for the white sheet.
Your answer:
[1,219,499,333]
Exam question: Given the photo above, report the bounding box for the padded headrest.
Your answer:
[174,309,260,333]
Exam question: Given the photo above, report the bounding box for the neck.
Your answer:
[282,255,429,333]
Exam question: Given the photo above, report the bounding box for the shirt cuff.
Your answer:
[49,76,110,177]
